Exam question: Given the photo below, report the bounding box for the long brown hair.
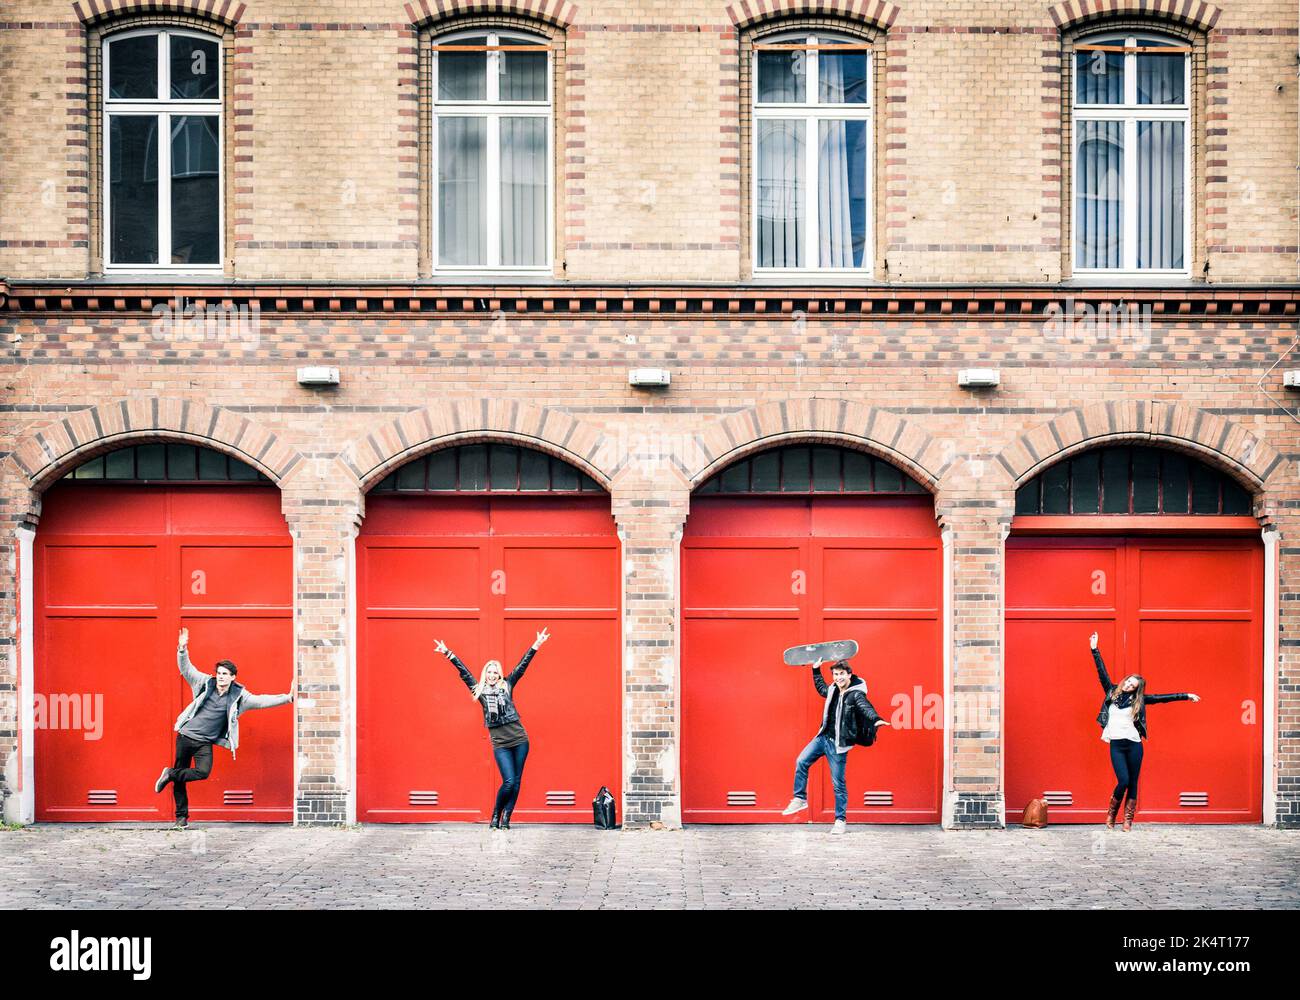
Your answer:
[1110,674,1146,715]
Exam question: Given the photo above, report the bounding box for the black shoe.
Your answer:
[154,767,174,793]
[174,817,188,829]
[489,812,501,829]
[500,813,512,830]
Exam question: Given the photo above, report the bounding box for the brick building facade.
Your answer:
[1,0,1297,828]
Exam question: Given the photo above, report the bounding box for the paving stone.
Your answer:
[0,824,1296,909]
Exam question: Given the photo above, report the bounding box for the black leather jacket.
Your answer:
[445,646,536,728]
[1092,648,1190,739]
[813,668,883,751]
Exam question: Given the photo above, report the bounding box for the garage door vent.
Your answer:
[726,791,757,807]
[863,791,893,807]
[223,790,254,806]
[1042,791,1072,807]
[1179,792,1209,808]
[546,791,576,807]
[408,791,439,806]
[87,789,117,805]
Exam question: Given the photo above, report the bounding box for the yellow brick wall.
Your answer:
[237,19,416,279]
[0,5,85,278]
[0,0,1294,283]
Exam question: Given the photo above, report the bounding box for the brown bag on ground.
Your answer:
[1021,798,1049,828]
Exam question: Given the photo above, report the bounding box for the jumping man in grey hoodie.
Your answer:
[153,628,295,828]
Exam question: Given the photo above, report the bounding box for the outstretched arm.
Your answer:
[1146,692,1200,704]
[1089,632,1113,694]
[176,628,209,688]
[435,639,477,692]
[506,627,549,687]
[239,688,293,712]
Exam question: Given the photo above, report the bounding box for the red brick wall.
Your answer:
[1,289,1298,827]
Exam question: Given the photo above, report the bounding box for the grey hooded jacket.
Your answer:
[174,647,291,759]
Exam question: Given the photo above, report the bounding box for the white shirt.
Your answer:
[1101,703,1143,743]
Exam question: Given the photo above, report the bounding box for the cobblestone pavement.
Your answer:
[1,824,1297,909]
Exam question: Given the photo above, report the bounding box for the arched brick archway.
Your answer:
[1047,0,1223,33]
[689,397,943,494]
[405,0,578,31]
[340,399,612,495]
[1002,397,1271,828]
[681,396,945,825]
[9,396,305,518]
[724,0,901,32]
[995,400,1278,500]
[72,0,246,28]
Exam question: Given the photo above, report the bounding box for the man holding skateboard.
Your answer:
[782,653,888,834]
[153,627,295,828]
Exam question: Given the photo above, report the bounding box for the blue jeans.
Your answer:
[492,741,530,817]
[792,734,848,821]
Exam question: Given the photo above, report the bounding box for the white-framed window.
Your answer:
[102,27,222,271]
[1072,32,1190,279]
[752,30,872,275]
[432,28,553,273]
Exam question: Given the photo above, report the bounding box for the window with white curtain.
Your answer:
[752,31,872,274]
[433,28,552,272]
[103,28,222,270]
[1072,32,1190,277]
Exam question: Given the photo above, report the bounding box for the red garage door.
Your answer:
[682,445,943,824]
[1006,446,1263,823]
[356,445,620,823]
[35,445,293,822]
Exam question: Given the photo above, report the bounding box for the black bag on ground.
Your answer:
[592,786,617,829]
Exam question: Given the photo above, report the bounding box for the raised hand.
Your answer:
[434,638,449,657]
[1088,631,1098,650]
[533,627,550,649]
[289,676,298,703]
[178,627,189,651]
[812,657,824,671]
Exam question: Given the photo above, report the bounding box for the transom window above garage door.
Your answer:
[372,444,602,493]
[1015,445,1251,515]
[62,444,269,483]
[697,445,926,494]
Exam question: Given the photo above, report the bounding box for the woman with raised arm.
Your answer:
[435,627,550,829]
[1089,631,1200,831]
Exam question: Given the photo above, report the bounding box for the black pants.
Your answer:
[1109,738,1144,803]
[171,733,215,820]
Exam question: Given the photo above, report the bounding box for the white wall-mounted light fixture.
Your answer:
[1283,371,1300,389]
[297,366,340,387]
[628,368,671,388]
[957,368,1000,389]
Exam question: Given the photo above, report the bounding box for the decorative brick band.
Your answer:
[404,0,578,31]
[9,396,305,505]
[691,397,941,491]
[996,399,1279,495]
[341,398,612,492]
[5,282,1297,322]
[71,0,245,27]
[725,0,900,31]
[1047,0,1222,33]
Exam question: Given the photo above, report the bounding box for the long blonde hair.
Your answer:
[1110,673,1146,716]
[470,659,506,701]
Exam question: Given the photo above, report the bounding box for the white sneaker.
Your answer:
[781,797,808,816]
[830,819,847,835]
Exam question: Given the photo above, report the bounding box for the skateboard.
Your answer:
[782,639,859,666]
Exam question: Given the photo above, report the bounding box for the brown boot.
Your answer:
[1105,795,1121,830]
[1122,798,1136,832]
